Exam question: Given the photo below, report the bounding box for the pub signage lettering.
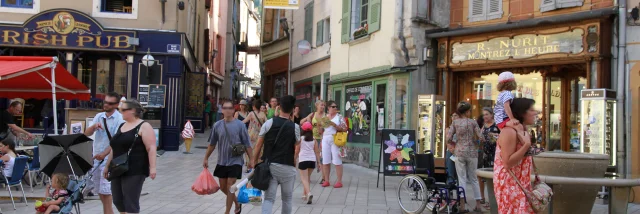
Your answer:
[0,9,136,51]
[451,29,584,63]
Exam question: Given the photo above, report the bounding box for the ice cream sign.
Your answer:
[0,9,136,51]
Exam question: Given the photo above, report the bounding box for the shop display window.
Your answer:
[114,61,127,96]
[395,78,409,129]
[344,83,372,144]
[95,59,110,99]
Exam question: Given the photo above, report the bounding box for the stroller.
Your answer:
[51,162,103,214]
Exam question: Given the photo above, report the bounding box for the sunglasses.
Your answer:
[104,101,119,105]
[329,106,337,108]
[120,108,132,111]
[222,107,235,110]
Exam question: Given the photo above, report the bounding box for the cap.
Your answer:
[498,71,515,83]
[239,100,248,105]
[301,122,313,131]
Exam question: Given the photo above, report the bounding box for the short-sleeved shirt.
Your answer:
[494,91,514,124]
[259,117,301,166]
[91,111,124,159]
[205,101,212,113]
[0,110,15,134]
[267,108,276,119]
[208,119,252,166]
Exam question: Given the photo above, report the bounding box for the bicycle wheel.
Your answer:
[397,175,428,214]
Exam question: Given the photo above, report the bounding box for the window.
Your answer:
[304,1,314,42]
[263,9,286,43]
[0,0,38,13]
[1,0,33,8]
[187,0,196,45]
[541,0,584,13]
[414,0,431,20]
[92,0,138,19]
[316,18,330,46]
[100,0,132,13]
[341,0,380,43]
[323,18,330,44]
[96,59,110,99]
[468,0,503,22]
[114,61,127,96]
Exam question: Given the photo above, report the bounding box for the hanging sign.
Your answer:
[0,9,136,51]
[264,0,299,9]
[451,29,584,63]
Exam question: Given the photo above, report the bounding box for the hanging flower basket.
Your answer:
[353,24,369,40]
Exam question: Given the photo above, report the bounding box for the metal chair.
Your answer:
[27,146,41,192]
[4,156,29,210]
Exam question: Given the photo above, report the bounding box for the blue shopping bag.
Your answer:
[237,185,249,204]
[237,185,262,205]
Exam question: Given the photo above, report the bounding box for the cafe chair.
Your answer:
[4,156,29,210]
[27,146,41,192]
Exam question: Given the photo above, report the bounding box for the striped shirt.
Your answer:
[494,91,514,124]
[208,119,252,166]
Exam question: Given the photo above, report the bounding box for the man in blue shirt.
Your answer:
[84,92,124,214]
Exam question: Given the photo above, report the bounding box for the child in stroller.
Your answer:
[36,173,69,214]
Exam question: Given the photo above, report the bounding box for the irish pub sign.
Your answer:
[0,9,136,51]
[451,29,584,63]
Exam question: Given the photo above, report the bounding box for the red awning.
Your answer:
[0,56,90,101]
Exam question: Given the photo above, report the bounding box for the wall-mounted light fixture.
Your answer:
[126,55,135,64]
[423,46,433,61]
[66,52,73,62]
[142,48,155,80]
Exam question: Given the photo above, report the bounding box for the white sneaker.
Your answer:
[307,194,313,204]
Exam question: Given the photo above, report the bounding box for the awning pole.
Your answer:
[51,58,59,135]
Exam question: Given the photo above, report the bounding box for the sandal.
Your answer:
[235,204,242,214]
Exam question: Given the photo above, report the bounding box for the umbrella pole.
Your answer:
[51,59,59,135]
[66,155,78,179]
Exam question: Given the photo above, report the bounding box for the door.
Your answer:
[371,80,387,167]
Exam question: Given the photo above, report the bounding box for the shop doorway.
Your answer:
[371,80,387,167]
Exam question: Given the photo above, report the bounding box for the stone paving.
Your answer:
[0,132,638,213]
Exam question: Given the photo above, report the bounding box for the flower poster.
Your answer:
[381,129,416,176]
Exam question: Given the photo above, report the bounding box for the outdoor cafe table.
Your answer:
[15,146,36,151]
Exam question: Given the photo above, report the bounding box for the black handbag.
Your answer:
[108,122,143,180]
[223,121,246,157]
[251,119,290,191]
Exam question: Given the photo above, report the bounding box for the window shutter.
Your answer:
[316,20,324,46]
[367,0,381,33]
[468,0,486,22]
[540,0,557,12]
[341,0,351,43]
[304,2,314,42]
[279,10,286,39]
[486,0,503,20]
[557,0,583,9]
[263,9,274,42]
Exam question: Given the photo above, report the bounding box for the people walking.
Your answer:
[251,95,301,214]
[84,92,124,214]
[203,100,253,214]
[295,122,321,204]
[266,97,280,119]
[243,100,267,161]
[234,100,250,129]
[300,100,326,184]
[320,101,347,188]
[205,95,212,129]
[494,98,537,213]
[446,102,484,212]
[104,99,157,214]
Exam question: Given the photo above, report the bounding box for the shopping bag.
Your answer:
[237,185,250,204]
[192,168,220,195]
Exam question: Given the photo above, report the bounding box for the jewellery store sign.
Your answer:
[0,9,136,51]
[451,29,584,63]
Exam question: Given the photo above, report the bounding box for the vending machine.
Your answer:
[416,95,447,158]
[580,89,617,166]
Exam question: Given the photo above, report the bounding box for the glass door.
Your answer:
[371,80,387,167]
[546,77,563,151]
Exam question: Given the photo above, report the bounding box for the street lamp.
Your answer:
[142,48,155,81]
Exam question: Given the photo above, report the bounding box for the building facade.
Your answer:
[209,0,228,101]
[261,8,292,101]
[328,0,449,167]
[0,0,209,150]
[626,0,640,203]
[289,0,331,117]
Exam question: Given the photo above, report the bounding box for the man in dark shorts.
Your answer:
[203,100,253,214]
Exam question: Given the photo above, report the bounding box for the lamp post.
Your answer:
[142,48,155,81]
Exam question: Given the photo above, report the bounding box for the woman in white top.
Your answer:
[0,139,17,182]
[321,101,348,188]
[295,122,321,204]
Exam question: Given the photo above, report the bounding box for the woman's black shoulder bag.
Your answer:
[108,122,144,180]
[251,119,291,191]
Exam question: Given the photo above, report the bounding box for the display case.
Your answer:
[416,95,447,158]
[580,89,617,166]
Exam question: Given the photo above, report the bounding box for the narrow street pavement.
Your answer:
[0,132,637,213]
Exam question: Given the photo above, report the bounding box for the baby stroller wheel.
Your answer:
[397,175,427,214]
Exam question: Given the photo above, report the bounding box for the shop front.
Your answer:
[292,72,329,117]
[328,73,412,167]
[263,54,288,101]
[0,9,199,151]
[434,19,614,165]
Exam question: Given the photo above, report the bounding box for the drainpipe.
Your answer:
[160,0,167,23]
[616,0,627,175]
[396,0,409,63]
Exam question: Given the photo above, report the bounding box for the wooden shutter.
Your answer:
[487,0,503,20]
[468,0,486,22]
[341,0,351,43]
[540,0,557,12]
[304,2,314,42]
[279,10,286,39]
[263,9,274,42]
[368,0,381,33]
[316,20,324,46]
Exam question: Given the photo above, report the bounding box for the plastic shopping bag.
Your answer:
[237,185,263,205]
[192,168,220,195]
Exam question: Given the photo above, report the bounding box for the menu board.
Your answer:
[381,129,416,176]
[138,85,149,105]
[147,84,166,108]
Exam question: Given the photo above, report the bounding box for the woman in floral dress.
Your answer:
[494,98,538,214]
[243,100,267,160]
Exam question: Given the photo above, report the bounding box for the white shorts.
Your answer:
[321,137,342,165]
[88,161,111,195]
